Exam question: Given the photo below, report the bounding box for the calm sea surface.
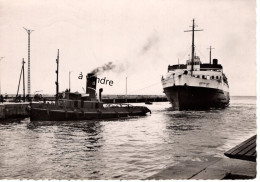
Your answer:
[0,96,256,179]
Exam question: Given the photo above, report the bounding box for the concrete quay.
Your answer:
[101,95,167,103]
[147,156,256,180]
[0,102,30,120]
[3,94,168,103]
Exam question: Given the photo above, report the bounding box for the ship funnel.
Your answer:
[86,73,97,100]
[213,59,218,65]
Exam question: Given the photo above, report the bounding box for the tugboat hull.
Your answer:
[164,86,229,110]
[30,107,151,121]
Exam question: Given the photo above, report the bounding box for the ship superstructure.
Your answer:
[161,19,229,110]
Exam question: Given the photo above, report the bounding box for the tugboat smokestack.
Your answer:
[99,88,103,102]
[86,73,97,100]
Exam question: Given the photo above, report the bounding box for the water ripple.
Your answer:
[0,97,256,179]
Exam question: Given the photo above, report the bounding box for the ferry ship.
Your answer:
[161,19,230,110]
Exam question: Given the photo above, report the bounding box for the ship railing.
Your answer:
[103,103,133,108]
[199,68,222,71]
[31,102,57,109]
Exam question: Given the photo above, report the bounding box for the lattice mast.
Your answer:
[23,27,34,96]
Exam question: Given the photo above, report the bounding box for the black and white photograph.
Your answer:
[0,0,257,180]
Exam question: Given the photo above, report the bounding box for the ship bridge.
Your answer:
[187,56,201,71]
[168,58,223,72]
[200,59,223,71]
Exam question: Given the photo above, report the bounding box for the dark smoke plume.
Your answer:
[91,62,116,75]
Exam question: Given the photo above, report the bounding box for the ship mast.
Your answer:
[55,49,59,103]
[184,19,203,75]
[207,46,215,64]
[16,59,26,102]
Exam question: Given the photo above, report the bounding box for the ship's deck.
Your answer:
[168,63,223,71]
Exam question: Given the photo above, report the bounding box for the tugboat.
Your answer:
[30,50,151,121]
[161,19,230,110]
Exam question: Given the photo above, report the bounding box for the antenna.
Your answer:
[0,57,4,95]
[184,19,203,75]
[23,27,34,96]
[126,76,128,98]
[207,46,215,64]
[69,71,72,92]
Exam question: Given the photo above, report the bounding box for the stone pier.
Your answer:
[0,103,30,120]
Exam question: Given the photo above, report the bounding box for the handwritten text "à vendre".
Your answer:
[78,72,114,86]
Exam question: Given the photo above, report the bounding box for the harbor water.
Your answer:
[0,96,256,179]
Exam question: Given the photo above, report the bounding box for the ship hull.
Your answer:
[164,85,229,110]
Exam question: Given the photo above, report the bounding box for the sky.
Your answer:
[0,0,257,96]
